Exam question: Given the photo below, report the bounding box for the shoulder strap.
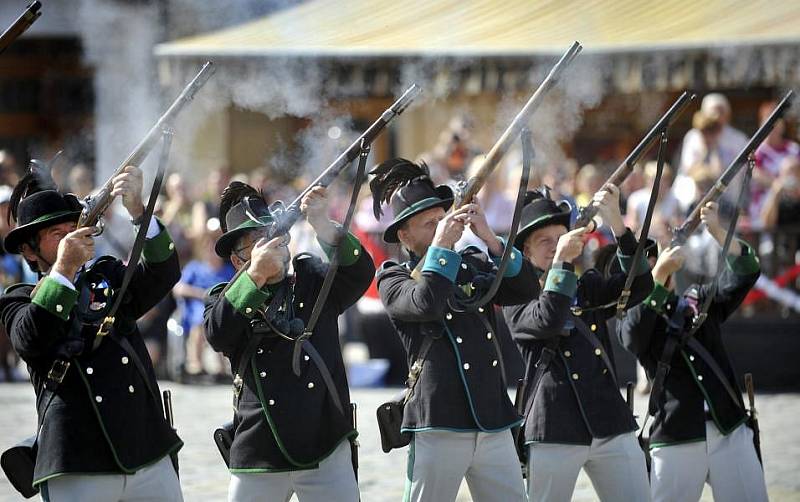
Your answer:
[291,141,369,376]
[616,131,668,317]
[404,334,436,403]
[685,337,743,407]
[94,129,172,345]
[572,316,618,386]
[646,302,687,417]
[519,338,559,427]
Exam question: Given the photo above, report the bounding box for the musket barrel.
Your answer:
[673,89,794,244]
[462,42,582,204]
[271,83,421,235]
[77,62,215,228]
[0,1,41,56]
[574,91,695,228]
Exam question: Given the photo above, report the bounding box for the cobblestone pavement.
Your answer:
[1,383,798,501]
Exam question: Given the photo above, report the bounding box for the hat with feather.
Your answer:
[514,186,573,249]
[214,181,278,258]
[4,156,83,254]
[369,158,453,244]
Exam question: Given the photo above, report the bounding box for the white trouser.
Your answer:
[651,421,767,502]
[527,431,650,502]
[404,429,525,502]
[228,440,358,502]
[41,455,182,502]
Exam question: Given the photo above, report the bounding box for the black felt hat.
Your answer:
[4,160,82,254]
[369,158,453,244]
[214,181,278,258]
[514,187,572,249]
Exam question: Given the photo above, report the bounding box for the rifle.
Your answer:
[0,1,41,56]
[744,373,763,465]
[77,61,215,231]
[574,91,695,229]
[410,42,582,280]
[672,90,794,245]
[221,84,421,294]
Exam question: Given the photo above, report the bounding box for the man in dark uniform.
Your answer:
[619,201,768,502]
[370,159,538,502]
[0,165,183,500]
[503,185,653,502]
[203,182,374,502]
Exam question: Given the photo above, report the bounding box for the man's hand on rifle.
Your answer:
[301,186,340,245]
[553,226,588,265]
[431,206,470,250]
[652,246,685,286]
[591,183,626,237]
[700,201,741,256]
[52,227,95,279]
[246,236,289,288]
[111,166,144,220]
[460,202,503,256]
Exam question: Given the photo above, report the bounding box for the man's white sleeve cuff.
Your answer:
[48,270,76,291]
[144,218,160,239]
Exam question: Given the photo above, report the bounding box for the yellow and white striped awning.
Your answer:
[156,0,800,58]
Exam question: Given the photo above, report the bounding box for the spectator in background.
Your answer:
[428,114,480,182]
[0,150,20,186]
[680,93,749,174]
[751,100,800,225]
[674,110,725,214]
[161,172,197,263]
[67,163,94,199]
[575,163,605,208]
[626,160,680,233]
[173,218,234,383]
[760,156,800,230]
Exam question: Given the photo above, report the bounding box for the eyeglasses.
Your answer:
[232,229,291,260]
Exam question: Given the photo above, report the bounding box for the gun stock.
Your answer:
[77,62,215,230]
[0,1,41,56]
[575,91,695,228]
[673,90,794,245]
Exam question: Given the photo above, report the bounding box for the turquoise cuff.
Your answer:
[32,277,79,321]
[726,240,760,275]
[318,232,362,267]
[422,246,462,283]
[644,282,670,314]
[543,268,578,297]
[142,219,175,264]
[489,238,523,278]
[224,272,271,318]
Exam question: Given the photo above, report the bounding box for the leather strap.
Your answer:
[404,334,436,403]
[302,340,345,416]
[615,131,667,317]
[688,156,754,336]
[519,341,559,431]
[572,316,618,386]
[685,337,742,407]
[93,129,173,348]
[449,127,534,312]
[292,140,369,376]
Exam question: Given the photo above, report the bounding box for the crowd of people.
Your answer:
[0,88,790,502]
[0,92,798,384]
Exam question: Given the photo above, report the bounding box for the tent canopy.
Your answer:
[156,0,800,58]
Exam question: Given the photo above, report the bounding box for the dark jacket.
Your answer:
[204,234,374,472]
[503,228,654,445]
[618,241,759,447]
[377,242,538,432]
[0,225,182,487]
